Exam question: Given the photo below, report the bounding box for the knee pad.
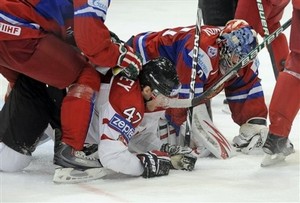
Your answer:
[76,66,101,92]
[67,83,97,102]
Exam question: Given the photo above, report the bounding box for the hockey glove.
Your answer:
[170,153,197,171]
[160,143,192,156]
[137,150,171,178]
[109,31,122,44]
[161,143,197,171]
[116,43,143,80]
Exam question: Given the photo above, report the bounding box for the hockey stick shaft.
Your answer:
[166,18,292,108]
[184,1,202,147]
[256,0,279,79]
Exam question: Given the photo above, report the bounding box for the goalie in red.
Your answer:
[128,19,272,156]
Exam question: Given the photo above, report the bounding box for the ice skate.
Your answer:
[261,134,295,167]
[53,142,107,183]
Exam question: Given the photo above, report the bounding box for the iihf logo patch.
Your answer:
[0,22,21,36]
[207,46,217,58]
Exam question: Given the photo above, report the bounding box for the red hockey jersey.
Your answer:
[131,25,268,125]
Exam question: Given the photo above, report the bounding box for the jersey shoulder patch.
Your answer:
[87,0,109,12]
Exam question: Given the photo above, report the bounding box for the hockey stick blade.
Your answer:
[53,166,113,184]
[166,18,292,108]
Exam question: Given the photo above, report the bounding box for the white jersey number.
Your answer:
[123,107,142,124]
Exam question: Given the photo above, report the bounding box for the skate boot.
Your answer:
[261,133,295,167]
[53,129,110,183]
[262,133,294,156]
[54,142,102,170]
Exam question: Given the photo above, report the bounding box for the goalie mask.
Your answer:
[217,19,258,75]
[140,57,181,97]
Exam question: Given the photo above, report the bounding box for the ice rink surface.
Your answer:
[0,1,299,202]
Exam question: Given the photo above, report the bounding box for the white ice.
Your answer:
[0,1,299,202]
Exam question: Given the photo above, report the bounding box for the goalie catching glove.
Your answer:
[161,143,197,171]
[137,150,171,178]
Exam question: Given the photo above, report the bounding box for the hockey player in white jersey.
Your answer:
[53,57,197,183]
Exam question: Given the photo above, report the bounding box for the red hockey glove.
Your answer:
[116,43,142,80]
[137,150,171,178]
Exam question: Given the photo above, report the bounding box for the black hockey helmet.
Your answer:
[139,57,181,97]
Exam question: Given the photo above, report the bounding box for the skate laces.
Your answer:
[74,150,97,161]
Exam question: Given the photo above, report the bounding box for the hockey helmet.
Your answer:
[140,57,181,97]
[217,19,258,74]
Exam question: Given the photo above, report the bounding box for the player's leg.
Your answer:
[0,75,52,172]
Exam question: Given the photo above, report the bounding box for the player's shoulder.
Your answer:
[109,75,145,124]
[201,25,222,38]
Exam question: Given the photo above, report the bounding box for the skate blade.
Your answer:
[261,154,286,167]
[53,166,111,184]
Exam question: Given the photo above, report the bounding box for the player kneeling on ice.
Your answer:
[128,19,276,156]
[53,57,197,183]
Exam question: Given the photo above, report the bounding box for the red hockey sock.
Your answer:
[61,66,100,150]
[269,72,300,136]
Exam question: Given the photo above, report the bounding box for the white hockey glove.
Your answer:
[137,150,171,178]
[160,143,192,156]
[115,43,142,80]
[160,143,197,171]
[233,117,268,154]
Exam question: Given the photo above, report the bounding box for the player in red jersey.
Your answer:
[199,0,290,78]
[0,0,142,171]
[235,0,290,77]
[262,0,300,165]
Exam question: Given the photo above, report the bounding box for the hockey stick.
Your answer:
[164,18,292,108]
[256,0,279,79]
[184,0,202,147]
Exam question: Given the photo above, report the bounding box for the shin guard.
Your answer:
[61,66,100,150]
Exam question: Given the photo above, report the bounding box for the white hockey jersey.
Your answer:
[86,74,165,176]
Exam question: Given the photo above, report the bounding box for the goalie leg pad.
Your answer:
[191,104,233,159]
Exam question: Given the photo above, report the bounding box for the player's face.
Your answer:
[219,49,241,75]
